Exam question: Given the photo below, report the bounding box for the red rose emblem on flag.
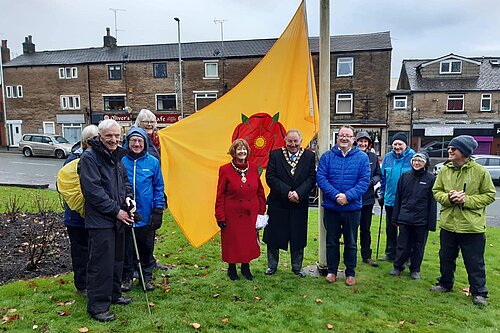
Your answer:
[232,113,286,170]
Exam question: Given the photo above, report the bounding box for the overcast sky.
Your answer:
[2,0,500,77]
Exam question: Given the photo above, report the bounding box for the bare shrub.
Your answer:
[4,194,26,222]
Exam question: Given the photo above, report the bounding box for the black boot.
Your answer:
[241,263,253,281]
[227,264,240,281]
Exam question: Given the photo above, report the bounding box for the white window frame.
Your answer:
[393,96,407,109]
[481,94,491,111]
[194,91,218,112]
[6,85,23,98]
[43,122,56,134]
[58,67,78,79]
[60,95,81,110]
[204,61,219,79]
[152,62,168,78]
[62,124,83,143]
[155,93,177,111]
[447,94,464,112]
[337,57,354,77]
[440,60,462,74]
[108,64,122,80]
[335,93,353,114]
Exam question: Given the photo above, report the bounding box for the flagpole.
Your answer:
[317,0,330,273]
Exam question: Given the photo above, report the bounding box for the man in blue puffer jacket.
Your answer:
[317,126,370,286]
[379,132,415,262]
[121,127,165,292]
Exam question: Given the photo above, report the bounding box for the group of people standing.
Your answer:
[215,126,496,307]
[63,109,166,322]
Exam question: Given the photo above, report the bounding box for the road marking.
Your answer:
[11,161,58,167]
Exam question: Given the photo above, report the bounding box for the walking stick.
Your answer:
[375,204,384,261]
[131,227,152,315]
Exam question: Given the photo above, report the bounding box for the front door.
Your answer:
[8,122,23,147]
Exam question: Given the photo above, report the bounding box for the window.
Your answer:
[440,60,462,74]
[43,122,55,134]
[60,95,81,110]
[62,124,83,143]
[194,92,217,111]
[153,63,167,78]
[58,67,78,79]
[204,61,218,78]
[481,94,491,111]
[447,94,464,112]
[156,94,177,111]
[108,64,122,80]
[393,96,407,109]
[337,57,354,77]
[487,158,500,166]
[104,95,126,111]
[6,85,23,98]
[335,93,353,114]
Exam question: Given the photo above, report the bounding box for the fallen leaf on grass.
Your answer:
[253,297,261,301]
[49,295,55,301]
[428,321,435,326]
[411,319,416,324]
[315,298,323,303]
[148,302,155,307]
[78,328,89,332]
[59,278,65,285]
[32,324,38,329]
[303,295,307,298]
[2,314,20,323]
[252,286,259,291]
[221,317,229,323]
[462,287,471,297]
[56,300,75,306]
[190,322,201,329]
[326,323,333,330]
[163,286,171,293]
[212,294,220,298]
[399,320,405,326]
[57,310,70,316]
[7,309,16,313]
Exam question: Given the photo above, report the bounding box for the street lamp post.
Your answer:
[174,17,184,119]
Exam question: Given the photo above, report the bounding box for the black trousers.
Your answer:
[66,226,89,291]
[267,247,304,273]
[393,225,428,273]
[359,204,374,260]
[86,227,125,314]
[384,206,398,260]
[438,229,488,297]
[123,226,156,282]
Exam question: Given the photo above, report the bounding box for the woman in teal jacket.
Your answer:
[121,127,165,291]
[379,132,414,261]
[431,135,495,306]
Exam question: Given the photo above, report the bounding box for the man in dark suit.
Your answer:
[263,129,316,277]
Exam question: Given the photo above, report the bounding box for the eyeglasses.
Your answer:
[140,120,156,125]
[129,138,144,144]
[338,135,354,139]
[448,147,457,152]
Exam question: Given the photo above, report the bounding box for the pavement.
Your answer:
[0,146,50,189]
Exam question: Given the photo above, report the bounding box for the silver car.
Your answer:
[434,155,500,185]
[18,134,73,159]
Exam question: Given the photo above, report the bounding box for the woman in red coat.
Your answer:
[215,139,266,280]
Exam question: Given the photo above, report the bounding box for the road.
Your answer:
[0,151,499,225]
[0,152,63,190]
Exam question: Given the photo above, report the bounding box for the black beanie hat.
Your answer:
[391,132,408,145]
[448,135,478,157]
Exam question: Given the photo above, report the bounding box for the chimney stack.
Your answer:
[1,40,10,63]
[22,35,35,54]
[103,27,117,48]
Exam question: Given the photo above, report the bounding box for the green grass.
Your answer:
[0,186,499,332]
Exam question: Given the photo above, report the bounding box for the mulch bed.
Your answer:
[0,212,72,285]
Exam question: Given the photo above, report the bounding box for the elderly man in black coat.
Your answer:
[263,129,316,277]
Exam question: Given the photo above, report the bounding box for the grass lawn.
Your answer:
[0,186,499,332]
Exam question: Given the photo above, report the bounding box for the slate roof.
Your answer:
[401,56,500,91]
[4,31,391,67]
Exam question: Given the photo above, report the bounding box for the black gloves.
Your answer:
[150,208,164,230]
[217,221,226,230]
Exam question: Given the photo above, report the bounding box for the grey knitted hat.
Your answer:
[448,135,478,157]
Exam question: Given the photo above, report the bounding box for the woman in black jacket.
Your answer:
[389,152,437,279]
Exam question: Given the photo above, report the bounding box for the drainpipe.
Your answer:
[86,64,92,124]
[0,52,9,148]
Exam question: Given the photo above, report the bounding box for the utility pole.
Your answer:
[0,47,9,147]
[214,19,227,92]
[109,8,126,40]
[174,17,184,119]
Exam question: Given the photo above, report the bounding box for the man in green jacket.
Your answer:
[431,135,496,306]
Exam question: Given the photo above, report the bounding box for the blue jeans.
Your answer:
[324,209,361,277]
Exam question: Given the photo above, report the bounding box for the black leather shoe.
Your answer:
[265,268,277,275]
[363,258,379,267]
[293,270,306,277]
[112,296,132,305]
[90,311,116,322]
[145,281,155,291]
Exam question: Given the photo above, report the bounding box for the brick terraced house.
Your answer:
[390,54,500,157]
[2,29,392,148]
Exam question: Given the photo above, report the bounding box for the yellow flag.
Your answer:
[158,1,318,248]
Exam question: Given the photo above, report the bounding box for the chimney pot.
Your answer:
[1,40,6,48]
[106,27,110,36]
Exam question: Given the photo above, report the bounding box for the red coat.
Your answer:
[215,160,266,263]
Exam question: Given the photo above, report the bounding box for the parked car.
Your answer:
[420,140,451,158]
[18,134,73,159]
[433,155,500,185]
